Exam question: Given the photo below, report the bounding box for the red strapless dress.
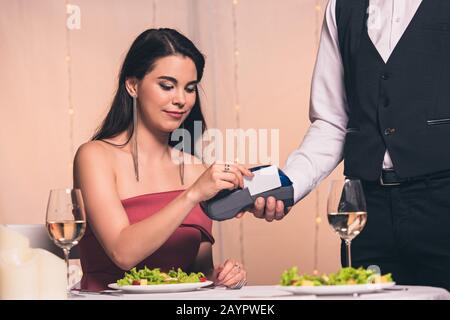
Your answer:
[78,190,214,291]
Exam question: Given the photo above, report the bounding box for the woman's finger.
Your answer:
[236,163,253,177]
[218,172,240,189]
[216,260,236,283]
[224,166,244,188]
[221,269,246,288]
[217,180,236,191]
[218,262,243,285]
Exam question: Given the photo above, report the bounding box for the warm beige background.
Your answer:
[0,0,344,284]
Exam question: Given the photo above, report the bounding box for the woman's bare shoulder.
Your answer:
[73,140,120,176]
[73,141,118,190]
[75,140,111,162]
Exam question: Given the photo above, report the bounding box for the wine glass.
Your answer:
[327,179,367,268]
[46,188,86,295]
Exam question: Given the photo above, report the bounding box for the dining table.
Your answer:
[70,284,450,300]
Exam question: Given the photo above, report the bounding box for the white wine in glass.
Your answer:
[327,211,367,241]
[46,188,86,295]
[327,179,367,268]
[47,220,86,249]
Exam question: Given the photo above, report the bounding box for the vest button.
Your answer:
[381,73,390,80]
[384,128,396,135]
[381,98,390,108]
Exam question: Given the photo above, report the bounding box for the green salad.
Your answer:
[117,267,207,286]
[280,267,393,286]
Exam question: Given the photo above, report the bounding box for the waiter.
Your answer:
[250,0,450,290]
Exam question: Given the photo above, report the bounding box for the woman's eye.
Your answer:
[159,83,174,91]
[185,86,196,93]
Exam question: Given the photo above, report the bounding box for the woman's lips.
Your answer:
[163,110,185,119]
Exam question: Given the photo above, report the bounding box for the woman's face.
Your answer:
[135,55,198,134]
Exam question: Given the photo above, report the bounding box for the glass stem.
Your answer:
[63,248,71,289]
[345,240,352,268]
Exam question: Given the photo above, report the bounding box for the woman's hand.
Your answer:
[187,162,253,203]
[213,259,247,289]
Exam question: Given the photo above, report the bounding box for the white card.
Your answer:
[244,165,281,196]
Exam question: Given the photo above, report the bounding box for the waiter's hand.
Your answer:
[235,196,292,222]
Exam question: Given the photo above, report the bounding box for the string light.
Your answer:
[232,0,241,129]
[313,187,321,275]
[313,0,323,276]
[231,0,245,266]
[64,1,78,282]
[65,0,75,176]
[204,0,223,264]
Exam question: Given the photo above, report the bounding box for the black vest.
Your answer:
[336,0,450,180]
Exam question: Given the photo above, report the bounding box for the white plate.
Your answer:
[277,282,396,295]
[108,281,213,293]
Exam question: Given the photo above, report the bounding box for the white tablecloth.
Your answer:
[71,285,450,300]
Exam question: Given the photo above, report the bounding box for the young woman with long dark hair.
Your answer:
[74,28,251,291]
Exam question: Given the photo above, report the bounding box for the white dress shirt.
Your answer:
[283,0,422,202]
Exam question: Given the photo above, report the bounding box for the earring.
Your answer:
[179,122,185,185]
[132,95,139,182]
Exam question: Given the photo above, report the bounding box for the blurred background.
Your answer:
[0,0,345,285]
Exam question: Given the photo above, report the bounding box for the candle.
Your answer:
[0,226,67,299]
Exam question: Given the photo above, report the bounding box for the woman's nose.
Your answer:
[172,89,186,108]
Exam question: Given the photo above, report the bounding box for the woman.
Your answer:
[74,28,252,291]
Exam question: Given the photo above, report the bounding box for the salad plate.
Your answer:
[277,282,395,295]
[108,281,213,293]
[278,266,395,296]
[110,266,212,293]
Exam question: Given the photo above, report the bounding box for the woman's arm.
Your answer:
[74,142,200,270]
[74,142,251,271]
